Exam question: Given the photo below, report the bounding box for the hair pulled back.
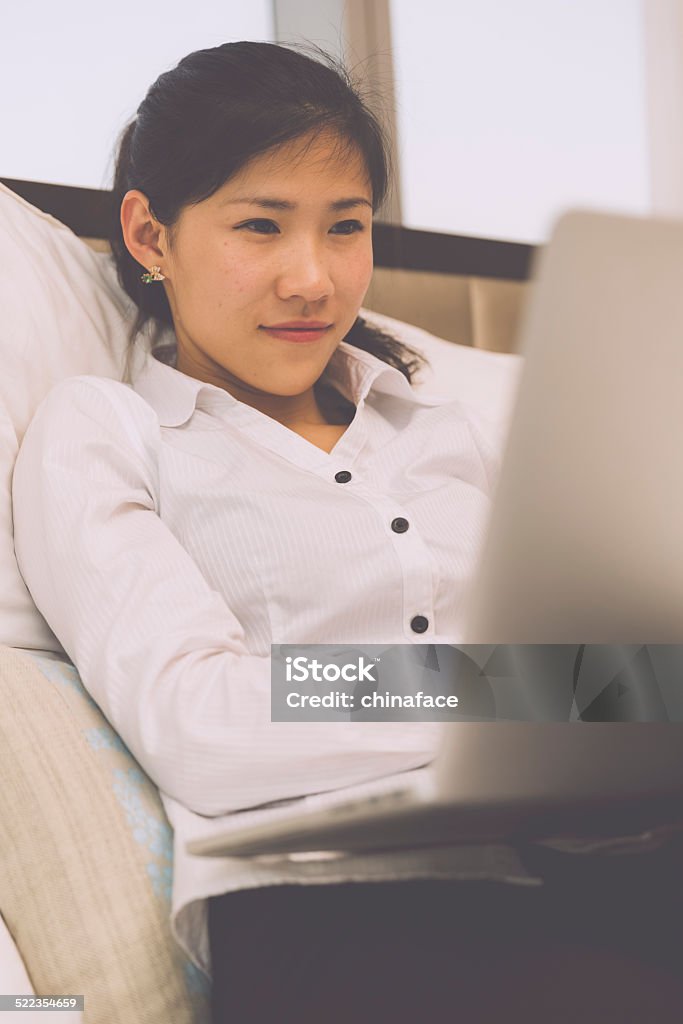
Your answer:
[109,40,426,383]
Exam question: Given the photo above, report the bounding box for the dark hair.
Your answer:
[108,41,427,384]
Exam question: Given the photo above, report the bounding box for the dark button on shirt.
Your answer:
[334,470,352,484]
[410,615,429,634]
[391,517,410,533]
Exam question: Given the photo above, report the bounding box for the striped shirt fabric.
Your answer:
[12,339,539,977]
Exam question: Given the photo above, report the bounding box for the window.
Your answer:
[389,0,649,242]
[2,1,274,189]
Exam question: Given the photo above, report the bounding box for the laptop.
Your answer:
[187,208,683,859]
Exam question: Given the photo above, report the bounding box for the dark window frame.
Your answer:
[1,177,535,281]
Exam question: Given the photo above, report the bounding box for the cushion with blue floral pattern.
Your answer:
[0,644,211,1024]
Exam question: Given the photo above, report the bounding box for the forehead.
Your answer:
[212,132,372,204]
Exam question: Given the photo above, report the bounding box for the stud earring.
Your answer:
[140,265,165,284]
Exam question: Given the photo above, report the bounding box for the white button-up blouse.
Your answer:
[12,339,537,977]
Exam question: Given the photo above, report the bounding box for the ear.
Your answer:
[120,190,169,274]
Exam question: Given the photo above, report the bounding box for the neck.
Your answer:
[174,343,355,428]
[237,384,329,428]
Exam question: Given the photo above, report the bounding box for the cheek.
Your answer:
[341,250,374,297]
[211,256,267,308]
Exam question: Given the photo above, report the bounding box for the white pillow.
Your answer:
[361,307,523,446]
[0,181,522,653]
[0,183,135,652]
[0,185,135,437]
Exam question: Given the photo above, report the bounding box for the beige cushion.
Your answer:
[364,266,474,345]
[363,265,529,352]
[469,276,530,354]
[0,645,210,1024]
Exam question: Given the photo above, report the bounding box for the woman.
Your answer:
[12,40,683,1024]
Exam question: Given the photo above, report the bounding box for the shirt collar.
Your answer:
[131,337,441,429]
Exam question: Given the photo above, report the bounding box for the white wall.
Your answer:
[389,0,650,242]
[1,1,274,190]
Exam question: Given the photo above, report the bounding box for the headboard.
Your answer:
[1,177,536,353]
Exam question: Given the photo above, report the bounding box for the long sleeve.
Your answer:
[11,378,439,817]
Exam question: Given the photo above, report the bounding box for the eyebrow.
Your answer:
[218,196,373,211]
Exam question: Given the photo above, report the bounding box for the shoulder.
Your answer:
[34,374,159,435]
[39,373,152,413]
[24,375,161,471]
[407,386,498,437]
[407,391,504,493]
[415,385,505,444]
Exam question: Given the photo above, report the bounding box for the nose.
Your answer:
[274,239,334,304]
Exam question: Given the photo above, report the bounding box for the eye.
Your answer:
[330,220,365,235]
[236,219,280,234]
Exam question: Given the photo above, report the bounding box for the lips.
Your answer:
[260,322,333,344]
[267,321,331,329]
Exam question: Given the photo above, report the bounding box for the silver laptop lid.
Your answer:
[464,208,683,644]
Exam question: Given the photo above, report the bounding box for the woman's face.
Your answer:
[127,131,374,421]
